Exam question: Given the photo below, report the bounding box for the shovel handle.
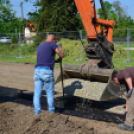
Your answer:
[60,62,65,105]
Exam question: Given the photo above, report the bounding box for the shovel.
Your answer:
[60,61,65,107]
[57,42,65,107]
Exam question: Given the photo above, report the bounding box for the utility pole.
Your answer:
[19,2,24,58]
[20,2,24,21]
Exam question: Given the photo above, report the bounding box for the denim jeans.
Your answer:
[33,68,55,115]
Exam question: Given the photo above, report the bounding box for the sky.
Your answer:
[10,0,37,19]
[10,0,134,20]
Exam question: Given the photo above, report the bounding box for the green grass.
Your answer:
[117,44,134,48]
[0,55,134,70]
[0,56,36,64]
[1,39,134,70]
[113,59,134,70]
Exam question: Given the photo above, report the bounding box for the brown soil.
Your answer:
[0,61,133,134]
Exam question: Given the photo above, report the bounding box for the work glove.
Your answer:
[55,57,62,63]
[126,88,133,98]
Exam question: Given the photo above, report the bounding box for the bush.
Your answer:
[11,34,18,44]
[33,33,46,47]
[113,44,127,58]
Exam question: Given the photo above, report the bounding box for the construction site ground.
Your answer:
[0,61,133,134]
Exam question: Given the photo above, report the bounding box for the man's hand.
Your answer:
[113,78,119,84]
[55,57,62,63]
[125,77,133,98]
[55,42,64,58]
[57,42,62,48]
[126,88,133,98]
[55,47,64,58]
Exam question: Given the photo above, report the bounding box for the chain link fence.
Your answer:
[0,28,134,61]
[112,28,134,62]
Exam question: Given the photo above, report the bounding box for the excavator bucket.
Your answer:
[54,63,126,101]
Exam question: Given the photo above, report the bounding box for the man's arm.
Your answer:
[125,77,133,89]
[55,47,64,58]
[125,77,133,98]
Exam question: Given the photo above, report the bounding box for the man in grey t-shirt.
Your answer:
[112,67,134,131]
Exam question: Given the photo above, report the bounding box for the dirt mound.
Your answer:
[0,97,133,134]
[0,97,93,134]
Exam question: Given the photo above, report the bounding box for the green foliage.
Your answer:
[33,32,47,47]
[97,0,134,38]
[114,0,134,28]
[35,0,80,32]
[98,1,116,20]
[113,44,127,58]
[0,43,19,56]
[25,0,134,34]
[0,38,134,70]
[76,14,84,30]
[27,12,39,22]
[11,34,18,44]
[98,1,134,28]
[0,0,21,33]
[113,29,127,38]
[21,44,36,56]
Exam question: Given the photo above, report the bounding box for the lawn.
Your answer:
[0,39,134,70]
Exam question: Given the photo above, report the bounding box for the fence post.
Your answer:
[79,30,82,60]
[19,33,22,58]
[47,32,49,36]
[124,28,134,62]
[127,28,130,60]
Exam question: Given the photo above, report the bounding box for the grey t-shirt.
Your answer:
[117,67,134,91]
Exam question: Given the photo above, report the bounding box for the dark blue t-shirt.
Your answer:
[36,41,58,70]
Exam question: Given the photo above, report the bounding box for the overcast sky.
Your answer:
[10,0,134,20]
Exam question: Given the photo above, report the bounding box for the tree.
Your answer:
[112,1,123,21]
[97,0,134,29]
[37,0,80,32]
[97,1,116,20]
[26,0,39,22]
[0,0,21,33]
[27,12,39,22]
[25,0,83,32]
[76,14,84,30]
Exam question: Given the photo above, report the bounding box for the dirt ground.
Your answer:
[0,61,133,134]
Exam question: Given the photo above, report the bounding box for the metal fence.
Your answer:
[0,28,134,61]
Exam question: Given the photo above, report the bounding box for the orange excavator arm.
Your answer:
[74,0,115,68]
[74,0,115,43]
[74,0,100,40]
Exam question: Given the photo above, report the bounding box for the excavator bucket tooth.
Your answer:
[54,65,126,101]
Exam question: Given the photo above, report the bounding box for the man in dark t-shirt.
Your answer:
[33,34,64,115]
[112,67,134,131]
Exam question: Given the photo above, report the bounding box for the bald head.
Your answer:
[46,34,56,43]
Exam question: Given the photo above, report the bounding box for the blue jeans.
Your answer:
[33,68,55,115]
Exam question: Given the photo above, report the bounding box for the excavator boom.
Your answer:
[74,0,115,42]
[74,0,115,68]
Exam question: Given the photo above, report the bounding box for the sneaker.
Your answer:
[118,123,133,131]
